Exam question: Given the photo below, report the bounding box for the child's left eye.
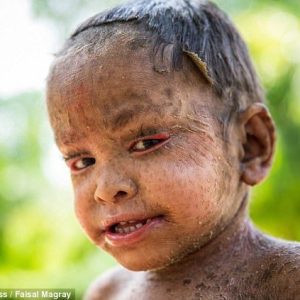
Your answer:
[130,133,170,153]
[133,139,162,151]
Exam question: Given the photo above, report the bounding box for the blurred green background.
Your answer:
[0,0,299,298]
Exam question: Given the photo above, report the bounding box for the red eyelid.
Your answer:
[129,132,170,153]
[65,158,79,171]
[129,132,170,146]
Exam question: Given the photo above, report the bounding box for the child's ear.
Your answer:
[238,103,276,186]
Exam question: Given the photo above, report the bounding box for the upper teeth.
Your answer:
[120,221,136,225]
[114,219,151,234]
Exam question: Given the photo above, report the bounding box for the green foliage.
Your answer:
[1,0,299,297]
[0,92,44,265]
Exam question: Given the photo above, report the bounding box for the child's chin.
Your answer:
[113,253,171,272]
[114,251,185,272]
[117,258,165,272]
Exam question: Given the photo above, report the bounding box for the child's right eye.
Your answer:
[67,157,96,173]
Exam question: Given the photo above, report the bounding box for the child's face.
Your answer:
[47,37,244,271]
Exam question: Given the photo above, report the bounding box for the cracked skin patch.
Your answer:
[184,50,213,85]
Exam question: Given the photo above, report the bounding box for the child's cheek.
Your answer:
[71,176,100,237]
[140,152,223,216]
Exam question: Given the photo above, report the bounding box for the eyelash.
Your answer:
[65,132,170,173]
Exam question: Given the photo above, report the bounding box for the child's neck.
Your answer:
[147,195,259,282]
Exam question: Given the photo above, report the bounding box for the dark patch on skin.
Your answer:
[111,109,137,130]
[99,91,152,124]
[127,37,149,50]
[206,272,217,280]
[183,278,192,285]
[125,90,150,101]
[261,262,277,282]
[165,87,173,99]
[103,100,184,133]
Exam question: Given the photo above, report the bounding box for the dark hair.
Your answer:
[56,0,264,118]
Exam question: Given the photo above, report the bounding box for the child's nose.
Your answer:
[93,168,138,204]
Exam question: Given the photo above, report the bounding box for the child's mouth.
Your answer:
[111,218,151,234]
[104,215,164,247]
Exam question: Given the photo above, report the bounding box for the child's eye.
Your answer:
[68,157,96,173]
[130,133,170,153]
[133,139,161,151]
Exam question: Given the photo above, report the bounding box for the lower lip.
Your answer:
[104,217,164,247]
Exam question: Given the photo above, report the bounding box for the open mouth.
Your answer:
[107,215,164,235]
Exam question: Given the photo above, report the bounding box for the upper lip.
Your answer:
[101,213,161,231]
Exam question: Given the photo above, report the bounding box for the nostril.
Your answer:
[115,191,127,199]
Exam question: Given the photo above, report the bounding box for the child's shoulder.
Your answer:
[256,235,300,272]
[249,235,300,299]
[84,266,135,300]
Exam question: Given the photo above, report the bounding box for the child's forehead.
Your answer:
[49,38,214,102]
[48,53,179,117]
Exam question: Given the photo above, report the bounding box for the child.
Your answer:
[46,0,300,299]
